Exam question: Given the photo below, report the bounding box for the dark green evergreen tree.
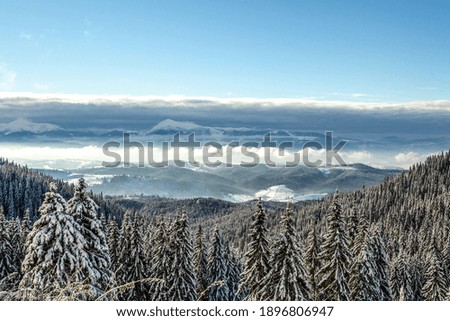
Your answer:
[116,212,147,300]
[166,212,197,301]
[149,217,170,301]
[0,208,14,282]
[194,225,208,300]
[422,239,447,301]
[240,198,270,300]
[67,178,114,296]
[305,215,320,300]
[317,191,351,300]
[19,183,92,299]
[258,204,310,301]
[207,227,229,301]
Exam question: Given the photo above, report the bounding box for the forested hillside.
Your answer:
[0,151,449,301]
[0,158,125,222]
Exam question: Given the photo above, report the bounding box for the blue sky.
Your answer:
[1,0,449,101]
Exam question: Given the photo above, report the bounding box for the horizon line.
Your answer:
[1,91,450,111]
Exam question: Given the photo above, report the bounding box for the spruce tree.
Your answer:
[166,212,197,301]
[207,227,229,301]
[227,248,243,301]
[370,225,392,300]
[349,234,380,300]
[258,204,310,301]
[141,220,153,282]
[240,198,270,300]
[444,222,450,279]
[20,208,32,251]
[194,225,208,300]
[317,191,351,300]
[408,256,424,301]
[305,215,320,300]
[390,251,414,300]
[67,178,113,294]
[0,208,14,282]
[19,183,92,299]
[422,239,447,301]
[7,218,22,275]
[349,224,392,301]
[347,205,359,251]
[107,219,120,273]
[149,217,170,300]
[223,242,241,301]
[115,211,147,300]
[351,209,369,262]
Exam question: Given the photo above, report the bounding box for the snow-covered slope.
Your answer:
[227,185,327,203]
[255,185,295,202]
[145,119,298,139]
[0,118,62,135]
[150,119,201,132]
[147,119,223,135]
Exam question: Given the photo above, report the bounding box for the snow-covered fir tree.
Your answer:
[149,217,170,301]
[370,225,392,300]
[349,213,389,301]
[115,211,147,300]
[20,209,32,251]
[350,209,369,262]
[317,191,351,301]
[166,212,197,301]
[141,219,153,284]
[0,207,15,283]
[239,198,270,300]
[67,178,113,295]
[390,250,414,300]
[347,205,359,251]
[349,233,380,300]
[107,219,120,273]
[99,212,107,231]
[19,183,94,299]
[422,238,447,301]
[305,215,320,300]
[207,227,229,301]
[224,242,242,301]
[7,218,22,277]
[194,225,208,300]
[408,256,425,301]
[443,223,450,278]
[258,204,309,301]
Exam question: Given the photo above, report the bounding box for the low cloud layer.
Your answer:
[0,93,449,136]
[0,143,433,170]
[1,92,450,110]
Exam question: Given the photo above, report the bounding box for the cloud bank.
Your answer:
[1,92,450,111]
[0,143,432,170]
[0,93,449,136]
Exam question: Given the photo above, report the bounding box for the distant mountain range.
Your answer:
[38,163,403,202]
[145,119,224,136]
[2,117,448,173]
[0,117,312,139]
[1,118,448,156]
[0,118,63,135]
[0,118,329,148]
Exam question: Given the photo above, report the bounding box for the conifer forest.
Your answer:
[0,151,450,301]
